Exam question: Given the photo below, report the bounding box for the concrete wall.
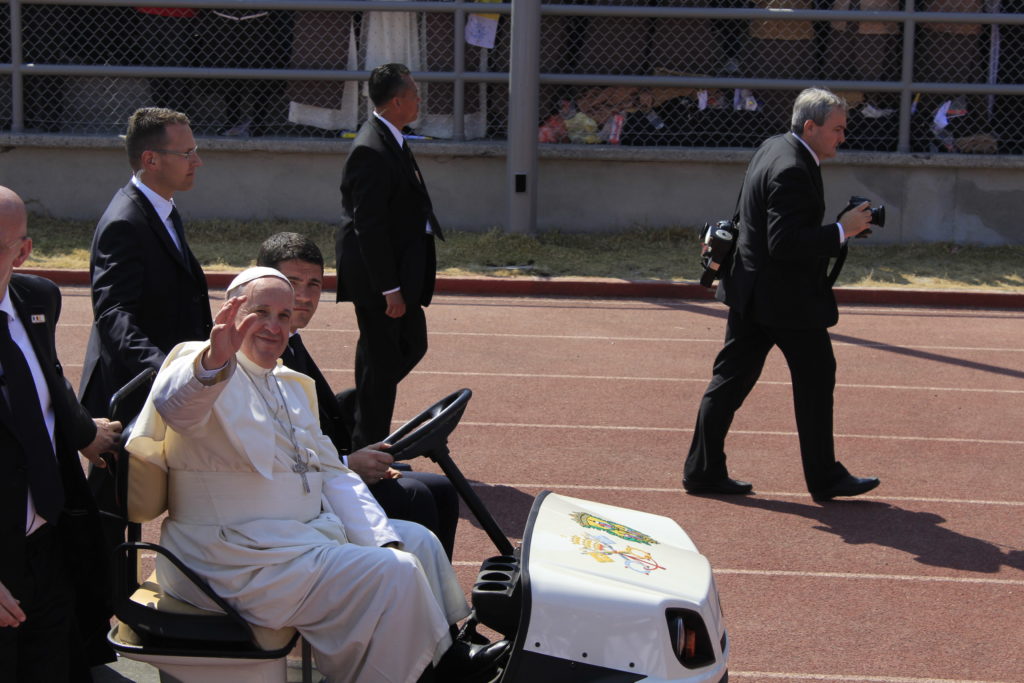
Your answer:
[2,133,1023,244]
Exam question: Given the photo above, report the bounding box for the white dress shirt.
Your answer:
[132,173,184,252]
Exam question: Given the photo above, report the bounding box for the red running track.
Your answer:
[53,286,1023,683]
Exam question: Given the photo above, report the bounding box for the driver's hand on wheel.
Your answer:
[347,443,394,485]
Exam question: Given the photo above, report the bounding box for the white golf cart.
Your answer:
[106,379,729,683]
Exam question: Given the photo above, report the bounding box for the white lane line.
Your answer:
[410,370,1024,395]
[290,326,1024,353]
[51,363,1024,396]
[466,483,1024,507]
[729,672,1016,683]
[453,562,1024,587]
[424,330,1024,353]
[713,568,1024,587]
[457,421,1024,446]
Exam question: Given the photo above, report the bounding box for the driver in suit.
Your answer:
[682,88,881,502]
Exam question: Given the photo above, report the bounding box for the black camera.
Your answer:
[698,219,738,287]
[840,195,885,237]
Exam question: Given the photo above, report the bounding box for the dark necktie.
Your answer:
[402,141,422,185]
[286,334,311,375]
[169,206,187,255]
[0,314,64,524]
[402,142,445,240]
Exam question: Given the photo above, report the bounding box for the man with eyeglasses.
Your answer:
[79,107,213,552]
[1,185,122,679]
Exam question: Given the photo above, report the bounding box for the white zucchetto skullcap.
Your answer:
[225,266,292,299]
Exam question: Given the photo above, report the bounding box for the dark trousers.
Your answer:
[0,525,74,682]
[351,303,428,450]
[684,306,850,492]
[370,472,459,560]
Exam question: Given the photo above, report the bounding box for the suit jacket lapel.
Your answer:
[789,134,824,200]
[283,336,343,424]
[372,117,428,198]
[10,286,60,398]
[123,183,199,277]
[2,285,61,448]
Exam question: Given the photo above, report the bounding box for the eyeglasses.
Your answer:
[153,146,200,161]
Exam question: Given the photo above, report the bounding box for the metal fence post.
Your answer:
[9,0,24,133]
[507,0,540,234]
[898,0,917,153]
[453,3,466,141]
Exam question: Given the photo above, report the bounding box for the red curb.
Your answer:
[24,269,1024,309]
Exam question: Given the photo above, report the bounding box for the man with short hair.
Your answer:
[258,232,459,558]
[683,88,880,502]
[0,186,122,679]
[337,63,444,450]
[79,107,213,551]
[80,106,212,420]
[127,268,506,682]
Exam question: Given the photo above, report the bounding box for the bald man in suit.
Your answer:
[1,186,122,680]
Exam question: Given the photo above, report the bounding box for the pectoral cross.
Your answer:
[292,459,311,494]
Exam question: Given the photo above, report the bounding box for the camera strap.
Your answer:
[827,240,849,288]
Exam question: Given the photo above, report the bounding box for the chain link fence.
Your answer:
[3,0,1024,153]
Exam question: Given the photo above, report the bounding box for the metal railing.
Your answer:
[3,0,1024,154]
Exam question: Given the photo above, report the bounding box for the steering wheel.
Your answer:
[383,388,472,462]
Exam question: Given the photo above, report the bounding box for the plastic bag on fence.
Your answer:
[538,114,568,143]
[932,97,967,153]
[598,112,626,144]
[565,112,600,144]
[733,89,760,112]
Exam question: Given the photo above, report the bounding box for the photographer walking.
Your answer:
[683,88,880,502]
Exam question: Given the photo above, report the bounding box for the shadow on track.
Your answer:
[720,496,1024,574]
[459,482,536,542]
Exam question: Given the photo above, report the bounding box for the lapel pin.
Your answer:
[31,314,46,324]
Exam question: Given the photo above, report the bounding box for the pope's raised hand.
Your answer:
[202,295,259,370]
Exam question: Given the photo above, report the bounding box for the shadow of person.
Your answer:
[458,481,536,542]
[721,496,1022,575]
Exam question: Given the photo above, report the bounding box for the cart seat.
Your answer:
[104,369,312,682]
[116,572,298,652]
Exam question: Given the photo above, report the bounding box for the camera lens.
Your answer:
[870,205,886,227]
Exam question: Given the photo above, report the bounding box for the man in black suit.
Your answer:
[258,232,459,559]
[0,186,122,680]
[337,63,444,450]
[79,107,213,555]
[683,88,881,502]
[80,106,213,420]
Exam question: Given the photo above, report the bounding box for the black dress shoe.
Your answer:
[811,475,880,502]
[683,476,753,495]
[435,638,509,681]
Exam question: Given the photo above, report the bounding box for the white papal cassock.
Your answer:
[126,341,470,683]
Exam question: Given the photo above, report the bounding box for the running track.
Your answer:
[52,286,1023,683]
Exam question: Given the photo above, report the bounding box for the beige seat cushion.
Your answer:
[127,456,169,523]
[129,573,297,652]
